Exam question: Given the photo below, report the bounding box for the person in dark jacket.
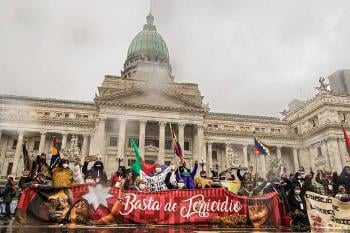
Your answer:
[0,177,16,219]
[176,161,198,189]
[338,166,350,193]
[287,183,309,227]
[82,159,107,185]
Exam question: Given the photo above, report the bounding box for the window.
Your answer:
[12,140,18,149]
[312,119,317,127]
[317,147,322,157]
[57,142,62,151]
[56,113,62,118]
[165,140,172,150]
[294,127,299,134]
[83,115,89,119]
[145,139,159,147]
[44,112,50,117]
[33,141,40,150]
[109,137,118,147]
[213,124,219,129]
[207,124,212,128]
[145,156,157,165]
[128,138,139,147]
[6,163,13,176]
[184,141,190,151]
[128,159,136,166]
[65,113,70,118]
[212,151,217,161]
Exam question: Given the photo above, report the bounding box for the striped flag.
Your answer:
[171,126,185,165]
[254,136,270,156]
[49,137,61,169]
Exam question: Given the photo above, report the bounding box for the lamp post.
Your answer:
[116,154,123,168]
[199,158,206,171]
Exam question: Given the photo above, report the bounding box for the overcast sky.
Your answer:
[1,0,350,117]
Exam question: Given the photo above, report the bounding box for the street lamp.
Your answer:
[116,154,123,168]
[199,158,206,171]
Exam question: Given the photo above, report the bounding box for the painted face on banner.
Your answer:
[248,202,269,228]
[69,199,90,224]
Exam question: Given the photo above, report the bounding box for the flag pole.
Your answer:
[253,132,258,182]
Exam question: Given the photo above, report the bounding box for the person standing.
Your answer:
[0,177,16,219]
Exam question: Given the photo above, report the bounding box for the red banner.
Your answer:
[15,184,287,227]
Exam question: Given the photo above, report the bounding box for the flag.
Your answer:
[130,138,142,175]
[171,126,185,165]
[342,127,350,156]
[130,138,156,175]
[254,136,270,156]
[49,137,60,169]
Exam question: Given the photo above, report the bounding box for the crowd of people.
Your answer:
[0,140,350,229]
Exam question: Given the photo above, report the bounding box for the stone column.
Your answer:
[224,143,230,170]
[158,121,166,164]
[61,133,68,151]
[243,144,248,168]
[277,146,282,165]
[260,155,267,179]
[178,123,185,155]
[320,141,331,170]
[12,130,24,176]
[139,120,147,158]
[196,124,204,162]
[326,138,343,173]
[81,134,89,162]
[117,118,127,164]
[89,117,107,164]
[0,132,8,175]
[207,142,213,171]
[202,141,207,172]
[292,148,299,172]
[38,131,47,154]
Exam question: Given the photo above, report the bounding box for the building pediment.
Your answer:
[95,86,205,112]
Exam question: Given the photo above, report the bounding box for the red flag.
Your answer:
[342,127,350,156]
[141,158,157,175]
[172,130,185,165]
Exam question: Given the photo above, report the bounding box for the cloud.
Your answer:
[0,0,350,117]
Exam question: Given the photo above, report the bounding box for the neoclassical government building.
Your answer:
[1,13,350,179]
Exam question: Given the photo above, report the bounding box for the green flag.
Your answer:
[130,138,142,175]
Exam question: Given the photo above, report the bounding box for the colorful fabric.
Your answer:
[130,138,142,175]
[52,167,74,186]
[130,138,157,175]
[254,136,270,156]
[171,127,185,164]
[49,138,60,169]
[220,180,241,194]
[16,184,287,227]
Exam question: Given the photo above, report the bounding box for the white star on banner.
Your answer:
[82,185,113,210]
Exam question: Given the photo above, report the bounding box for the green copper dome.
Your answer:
[126,13,169,63]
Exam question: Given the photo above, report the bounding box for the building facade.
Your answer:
[1,13,350,179]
